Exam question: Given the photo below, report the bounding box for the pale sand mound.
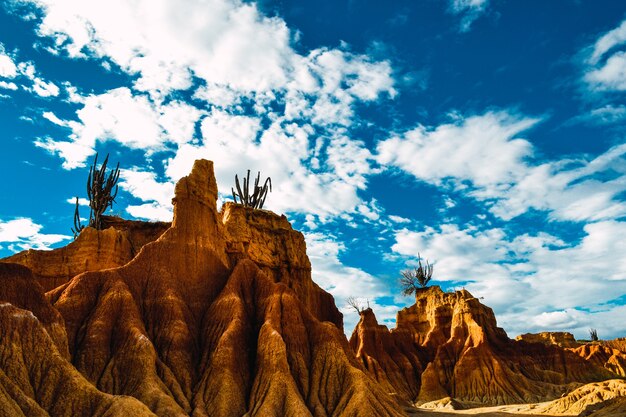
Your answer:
[536,379,626,415]
[407,379,626,416]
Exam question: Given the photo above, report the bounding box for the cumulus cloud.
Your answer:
[0,218,70,251]
[118,169,175,221]
[390,220,626,339]
[38,87,202,168]
[378,110,626,223]
[448,0,489,32]
[377,111,538,197]
[22,0,394,221]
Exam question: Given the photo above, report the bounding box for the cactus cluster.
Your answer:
[232,170,272,209]
[400,253,434,296]
[71,153,120,238]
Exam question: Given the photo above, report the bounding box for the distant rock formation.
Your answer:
[571,343,626,377]
[0,160,404,417]
[516,331,580,348]
[350,286,617,407]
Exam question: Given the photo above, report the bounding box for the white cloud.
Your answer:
[0,55,17,78]
[377,111,538,197]
[0,81,18,90]
[448,0,489,32]
[573,104,626,125]
[379,110,626,223]
[584,19,626,92]
[66,197,89,206]
[22,0,394,222]
[490,143,626,222]
[588,19,626,66]
[38,88,203,168]
[31,76,60,97]
[164,112,375,218]
[586,51,626,91]
[0,218,70,251]
[390,221,626,339]
[118,169,174,221]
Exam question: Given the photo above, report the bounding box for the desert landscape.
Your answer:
[2,1,626,416]
[0,160,624,416]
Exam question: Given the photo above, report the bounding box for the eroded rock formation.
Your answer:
[0,160,403,417]
[3,216,169,291]
[516,332,580,348]
[350,286,618,407]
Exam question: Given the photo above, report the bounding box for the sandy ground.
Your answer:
[404,403,562,416]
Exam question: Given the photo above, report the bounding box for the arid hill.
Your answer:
[349,286,619,407]
[0,160,402,417]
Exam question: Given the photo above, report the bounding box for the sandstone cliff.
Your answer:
[350,286,617,407]
[0,160,404,417]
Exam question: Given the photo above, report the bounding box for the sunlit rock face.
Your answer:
[0,159,405,417]
[516,331,580,348]
[350,285,617,406]
[3,216,169,292]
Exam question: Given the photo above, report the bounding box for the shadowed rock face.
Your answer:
[350,286,617,406]
[0,160,404,417]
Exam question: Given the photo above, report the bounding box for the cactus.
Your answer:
[400,253,434,296]
[71,197,84,239]
[231,170,272,209]
[86,153,120,230]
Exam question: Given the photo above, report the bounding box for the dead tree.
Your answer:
[589,328,599,342]
[400,253,434,296]
[86,153,120,230]
[346,296,364,314]
[232,170,272,209]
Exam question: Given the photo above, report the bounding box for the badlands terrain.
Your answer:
[0,159,624,416]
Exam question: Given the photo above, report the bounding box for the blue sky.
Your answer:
[1,0,625,338]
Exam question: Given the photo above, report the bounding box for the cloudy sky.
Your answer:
[1,0,625,339]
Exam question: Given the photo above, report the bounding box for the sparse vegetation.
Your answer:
[71,153,120,237]
[346,296,369,314]
[232,170,272,209]
[589,328,599,342]
[400,253,434,296]
[71,197,84,239]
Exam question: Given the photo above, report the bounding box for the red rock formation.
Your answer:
[0,159,405,417]
[2,216,169,291]
[349,308,425,403]
[350,286,617,407]
[571,344,626,377]
[221,202,343,329]
[516,332,580,348]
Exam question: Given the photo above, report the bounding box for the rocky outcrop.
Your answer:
[349,308,424,403]
[571,344,626,377]
[350,286,617,407]
[0,160,404,417]
[516,332,580,348]
[221,202,342,329]
[2,216,169,291]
